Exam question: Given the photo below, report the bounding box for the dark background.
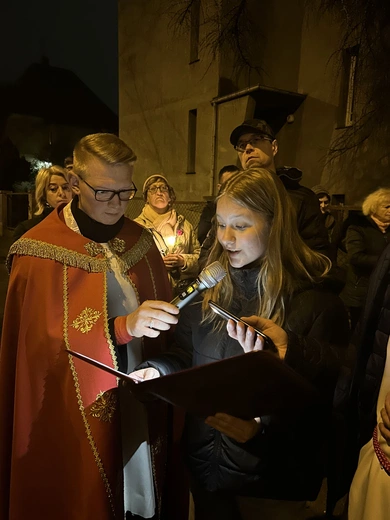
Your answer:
[0,0,118,113]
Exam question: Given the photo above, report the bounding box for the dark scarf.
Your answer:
[228,265,261,319]
[71,197,124,243]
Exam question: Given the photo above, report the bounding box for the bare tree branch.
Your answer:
[164,0,264,77]
[311,0,390,158]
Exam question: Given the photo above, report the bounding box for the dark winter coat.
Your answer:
[140,267,349,501]
[340,213,390,308]
[351,243,390,447]
[12,207,53,243]
[197,201,216,245]
[330,244,390,506]
[284,182,329,254]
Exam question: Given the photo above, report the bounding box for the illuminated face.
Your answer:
[216,195,269,268]
[236,133,278,171]
[45,174,72,208]
[73,157,134,225]
[318,195,330,214]
[146,181,171,214]
[374,197,390,224]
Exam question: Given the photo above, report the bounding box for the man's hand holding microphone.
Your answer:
[127,261,227,381]
[125,300,179,339]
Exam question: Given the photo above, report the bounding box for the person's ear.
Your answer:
[70,173,80,194]
[271,139,278,157]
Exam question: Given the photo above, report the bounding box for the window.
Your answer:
[189,0,200,63]
[187,109,197,174]
[338,45,359,128]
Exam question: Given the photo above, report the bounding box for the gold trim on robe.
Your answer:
[7,229,154,274]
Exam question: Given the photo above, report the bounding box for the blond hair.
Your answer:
[202,168,331,327]
[73,133,137,178]
[362,187,390,216]
[34,165,69,215]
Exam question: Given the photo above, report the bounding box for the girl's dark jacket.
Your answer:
[140,267,349,501]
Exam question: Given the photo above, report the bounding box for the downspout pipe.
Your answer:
[209,84,306,191]
[210,84,267,194]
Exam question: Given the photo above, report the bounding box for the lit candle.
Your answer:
[165,235,176,253]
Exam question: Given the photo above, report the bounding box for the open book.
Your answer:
[67,349,317,420]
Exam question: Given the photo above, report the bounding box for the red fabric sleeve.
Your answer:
[114,315,133,345]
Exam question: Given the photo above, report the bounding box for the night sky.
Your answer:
[1,0,118,113]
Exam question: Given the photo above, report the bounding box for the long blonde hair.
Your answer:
[202,168,331,327]
[34,165,69,215]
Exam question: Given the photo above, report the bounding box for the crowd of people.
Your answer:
[0,120,389,520]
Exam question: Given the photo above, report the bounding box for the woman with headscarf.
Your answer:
[134,174,200,294]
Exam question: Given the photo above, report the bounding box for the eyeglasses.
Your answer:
[148,185,169,195]
[79,177,137,202]
[235,136,274,153]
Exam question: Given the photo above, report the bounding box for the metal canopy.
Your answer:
[212,84,307,135]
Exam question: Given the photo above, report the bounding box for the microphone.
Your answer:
[171,261,227,310]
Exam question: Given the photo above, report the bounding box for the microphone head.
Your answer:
[198,261,227,289]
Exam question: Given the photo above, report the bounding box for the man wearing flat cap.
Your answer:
[199,119,330,268]
[230,119,329,253]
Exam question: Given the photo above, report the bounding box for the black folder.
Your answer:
[67,349,317,419]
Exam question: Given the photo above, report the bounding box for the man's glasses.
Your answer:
[79,177,137,202]
[148,185,169,195]
[235,136,273,153]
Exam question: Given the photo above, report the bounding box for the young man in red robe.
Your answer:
[0,133,184,520]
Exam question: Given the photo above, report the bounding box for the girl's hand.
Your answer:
[128,368,160,383]
[205,412,261,443]
[227,316,288,360]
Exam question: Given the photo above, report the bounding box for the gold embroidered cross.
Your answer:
[71,307,102,334]
[90,390,118,422]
